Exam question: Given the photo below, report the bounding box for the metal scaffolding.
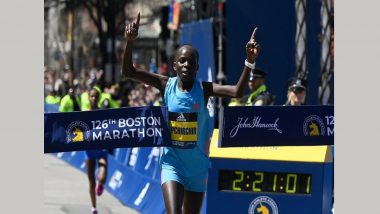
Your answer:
[319,0,334,104]
[295,0,308,81]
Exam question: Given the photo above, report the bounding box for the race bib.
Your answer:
[169,112,198,148]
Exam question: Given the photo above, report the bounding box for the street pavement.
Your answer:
[44,154,139,214]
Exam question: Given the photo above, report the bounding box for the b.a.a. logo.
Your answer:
[303,115,325,137]
[66,121,90,143]
[248,196,278,214]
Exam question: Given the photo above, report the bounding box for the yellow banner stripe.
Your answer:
[170,121,198,142]
[170,121,197,128]
[171,133,197,142]
[209,129,332,163]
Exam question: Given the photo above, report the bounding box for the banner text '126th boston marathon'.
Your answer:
[219,106,334,147]
[44,106,171,153]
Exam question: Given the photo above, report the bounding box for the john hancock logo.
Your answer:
[303,115,325,137]
[66,121,90,143]
[229,117,282,138]
[248,196,278,214]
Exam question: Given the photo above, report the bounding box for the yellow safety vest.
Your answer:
[98,93,120,109]
[45,95,61,105]
[80,92,91,111]
[59,95,81,112]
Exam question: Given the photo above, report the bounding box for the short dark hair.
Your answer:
[176,44,199,62]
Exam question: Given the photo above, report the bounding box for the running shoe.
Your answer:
[96,184,104,196]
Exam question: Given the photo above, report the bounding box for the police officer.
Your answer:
[284,77,308,106]
[245,68,274,106]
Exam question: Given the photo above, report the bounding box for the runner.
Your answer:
[121,13,261,214]
[84,87,108,214]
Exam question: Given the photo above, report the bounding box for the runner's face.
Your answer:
[174,47,199,82]
[89,89,99,108]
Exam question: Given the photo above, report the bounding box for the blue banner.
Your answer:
[219,105,334,147]
[180,19,216,83]
[44,106,171,153]
[44,103,59,113]
[180,19,216,136]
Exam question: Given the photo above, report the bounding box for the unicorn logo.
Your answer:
[303,115,325,137]
[72,128,84,142]
[248,196,278,214]
[309,122,320,136]
[66,121,90,143]
[257,203,269,214]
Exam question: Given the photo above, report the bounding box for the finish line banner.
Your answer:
[219,105,334,147]
[44,106,171,153]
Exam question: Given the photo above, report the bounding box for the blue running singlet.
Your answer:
[160,77,212,187]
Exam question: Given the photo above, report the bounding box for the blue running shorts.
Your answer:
[85,149,108,160]
[161,167,208,192]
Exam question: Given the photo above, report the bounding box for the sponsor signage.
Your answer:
[219,105,334,147]
[248,196,279,214]
[44,106,171,153]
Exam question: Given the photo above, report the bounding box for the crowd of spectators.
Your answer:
[44,64,163,109]
[45,63,310,110]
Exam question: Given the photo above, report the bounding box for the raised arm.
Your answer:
[204,27,261,99]
[121,12,168,94]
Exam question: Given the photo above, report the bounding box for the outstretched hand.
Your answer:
[124,12,140,41]
[245,27,261,62]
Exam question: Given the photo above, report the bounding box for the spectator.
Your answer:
[59,87,81,112]
[80,87,91,111]
[244,68,275,106]
[284,77,308,106]
[98,83,121,109]
[45,90,61,105]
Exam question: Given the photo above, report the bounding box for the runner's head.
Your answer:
[173,45,199,83]
[89,87,101,110]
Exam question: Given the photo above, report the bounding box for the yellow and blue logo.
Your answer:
[248,196,278,214]
[303,115,325,137]
[66,121,90,143]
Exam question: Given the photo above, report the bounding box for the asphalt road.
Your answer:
[44,154,139,214]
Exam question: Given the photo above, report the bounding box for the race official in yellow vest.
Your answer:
[45,91,61,105]
[59,88,81,112]
[81,90,91,111]
[98,84,121,109]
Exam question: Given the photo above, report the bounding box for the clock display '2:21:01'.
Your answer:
[218,170,312,195]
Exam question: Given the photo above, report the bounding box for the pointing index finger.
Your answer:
[251,27,258,40]
[135,12,140,27]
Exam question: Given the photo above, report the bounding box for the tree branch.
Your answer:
[83,1,102,33]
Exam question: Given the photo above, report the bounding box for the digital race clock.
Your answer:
[206,129,333,214]
[219,170,312,195]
